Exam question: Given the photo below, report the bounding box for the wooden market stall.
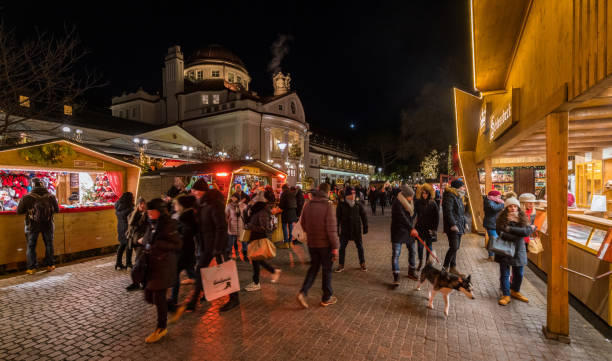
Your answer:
[0,139,141,270]
[454,0,612,340]
[139,160,287,242]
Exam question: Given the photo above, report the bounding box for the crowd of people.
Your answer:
[16,173,539,344]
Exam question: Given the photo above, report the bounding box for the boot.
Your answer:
[449,266,466,278]
[498,296,511,306]
[392,273,400,287]
[510,290,529,303]
[407,268,418,281]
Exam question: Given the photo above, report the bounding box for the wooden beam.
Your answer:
[543,112,570,342]
[484,157,492,193]
[458,151,485,234]
[528,129,612,139]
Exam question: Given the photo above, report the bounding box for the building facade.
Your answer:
[110,44,309,185]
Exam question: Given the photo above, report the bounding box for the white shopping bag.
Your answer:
[201,259,240,301]
[292,218,307,242]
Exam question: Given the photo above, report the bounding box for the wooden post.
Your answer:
[484,157,493,193]
[543,112,570,343]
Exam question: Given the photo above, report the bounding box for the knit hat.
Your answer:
[344,186,355,195]
[31,177,44,188]
[147,198,168,213]
[176,194,196,209]
[504,197,520,209]
[518,193,537,203]
[191,178,208,191]
[487,190,501,197]
[450,179,464,189]
[400,184,414,198]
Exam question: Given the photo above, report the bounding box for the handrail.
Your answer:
[560,266,612,281]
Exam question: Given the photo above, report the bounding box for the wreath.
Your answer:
[19,144,76,165]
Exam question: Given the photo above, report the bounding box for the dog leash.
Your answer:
[415,234,442,266]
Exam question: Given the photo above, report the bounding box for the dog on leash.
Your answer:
[415,261,474,317]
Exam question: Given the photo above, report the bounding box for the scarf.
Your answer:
[507,211,519,223]
[487,195,503,204]
[397,192,414,217]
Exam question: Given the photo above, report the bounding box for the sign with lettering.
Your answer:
[478,102,491,135]
[74,160,104,169]
[236,166,261,175]
[489,88,520,141]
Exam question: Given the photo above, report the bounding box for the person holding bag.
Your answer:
[495,197,536,306]
[483,190,505,262]
[244,191,281,292]
[415,183,439,271]
[126,198,148,291]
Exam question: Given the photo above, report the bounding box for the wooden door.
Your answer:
[514,168,535,195]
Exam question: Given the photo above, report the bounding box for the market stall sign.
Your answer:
[478,102,491,135]
[236,166,261,175]
[74,160,104,169]
[489,88,520,141]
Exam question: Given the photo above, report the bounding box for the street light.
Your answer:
[182,145,187,151]
[142,139,149,145]
[62,126,71,133]
[133,138,140,143]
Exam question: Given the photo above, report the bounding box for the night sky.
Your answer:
[3,1,471,167]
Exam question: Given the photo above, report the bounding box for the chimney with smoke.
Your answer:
[268,34,293,75]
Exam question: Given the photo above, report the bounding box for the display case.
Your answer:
[576,161,603,208]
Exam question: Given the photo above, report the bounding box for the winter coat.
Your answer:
[246,201,273,241]
[296,189,305,217]
[143,215,182,291]
[391,196,417,243]
[127,209,148,249]
[494,213,532,267]
[299,190,339,249]
[336,200,368,242]
[225,202,246,236]
[177,209,197,270]
[115,199,134,245]
[17,186,59,231]
[415,198,439,242]
[279,190,298,223]
[196,189,228,263]
[483,196,504,230]
[442,187,466,235]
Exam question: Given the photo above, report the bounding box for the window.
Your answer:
[212,94,220,104]
[212,70,220,77]
[237,75,242,83]
[131,107,136,118]
[188,70,194,79]
[201,94,209,104]
[228,73,235,82]
[291,102,296,114]
[64,105,73,116]
[197,70,203,80]
[278,104,284,111]
[19,95,30,108]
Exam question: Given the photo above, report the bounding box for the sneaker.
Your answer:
[126,283,140,291]
[510,290,529,303]
[360,263,367,272]
[334,265,345,273]
[244,282,261,292]
[180,278,196,285]
[46,265,55,272]
[25,269,36,275]
[145,328,167,343]
[320,296,338,307]
[270,269,281,283]
[297,292,309,309]
[498,295,511,306]
[169,305,187,324]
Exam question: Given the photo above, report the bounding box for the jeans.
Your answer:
[443,232,462,268]
[252,260,275,284]
[417,237,433,262]
[282,222,294,243]
[339,238,365,265]
[499,263,524,296]
[227,235,239,255]
[486,229,498,257]
[145,290,167,329]
[25,226,55,269]
[241,241,249,259]
[392,240,417,273]
[300,247,333,302]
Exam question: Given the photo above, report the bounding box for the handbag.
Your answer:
[130,251,148,285]
[528,236,544,254]
[487,235,516,258]
[240,229,251,243]
[247,238,277,261]
[201,259,240,301]
[292,218,307,242]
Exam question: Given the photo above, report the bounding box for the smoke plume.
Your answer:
[267,34,293,74]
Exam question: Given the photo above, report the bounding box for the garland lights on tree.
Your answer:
[447,144,454,176]
[420,149,440,180]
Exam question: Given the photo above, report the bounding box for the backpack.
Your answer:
[28,193,54,223]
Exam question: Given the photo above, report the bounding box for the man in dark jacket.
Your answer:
[297,182,340,308]
[483,190,504,261]
[17,178,59,274]
[335,186,368,273]
[442,179,467,276]
[295,186,305,218]
[391,185,419,285]
[367,186,377,216]
[178,178,240,315]
[279,184,298,245]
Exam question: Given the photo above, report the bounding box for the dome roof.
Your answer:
[187,44,246,70]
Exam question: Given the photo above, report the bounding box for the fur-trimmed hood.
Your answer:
[416,183,435,200]
[445,187,460,198]
[397,192,414,217]
[496,207,529,229]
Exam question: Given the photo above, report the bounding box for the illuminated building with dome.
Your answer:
[110,44,309,185]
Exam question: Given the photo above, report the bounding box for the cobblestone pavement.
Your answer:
[1,211,611,361]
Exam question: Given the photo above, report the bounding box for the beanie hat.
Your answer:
[450,179,464,189]
[191,178,208,191]
[504,197,520,209]
[147,198,168,213]
[31,177,44,188]
[400,184,414,198]
[487,190,501,197]
[176,194,196,209]
[518,193,537,203]
[344,186,355,195]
